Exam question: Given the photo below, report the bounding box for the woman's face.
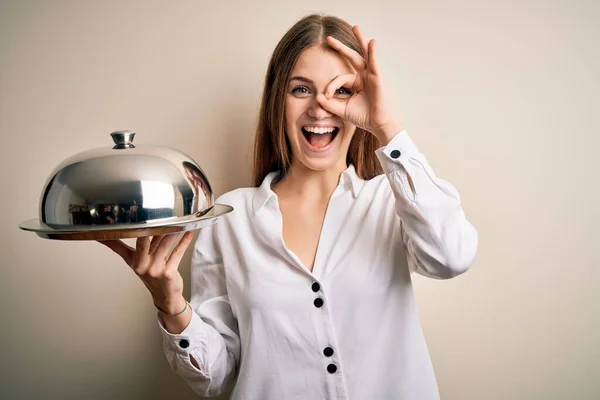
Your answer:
[285,44,356,173]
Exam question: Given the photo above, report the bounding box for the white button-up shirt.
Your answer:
[159,131,478,399]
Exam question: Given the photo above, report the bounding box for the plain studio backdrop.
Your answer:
[0,0,598,399]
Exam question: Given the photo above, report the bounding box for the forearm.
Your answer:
[158,300,240,397]
[376,131,478,277]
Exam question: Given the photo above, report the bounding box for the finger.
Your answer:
[324,74,359,99]
[149,235,166,256]
[166,231,195,272]
[316,93,347,119]
[368,39,381,76]
[98,240,135,266]
[153,233,181,261]
[326,36,366,72]
[352,25,370,63]
[134,236,151,273]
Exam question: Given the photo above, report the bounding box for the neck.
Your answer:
[274,160,348,202]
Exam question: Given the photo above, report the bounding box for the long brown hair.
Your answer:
[252,14,383,187]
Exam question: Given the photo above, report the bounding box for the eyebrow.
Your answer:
[289,76,313,84]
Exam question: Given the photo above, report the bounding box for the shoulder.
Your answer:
[214,186,257,209]
[365,172,388,186]
[211,186,259,229]
[195,186,257,247]
[361,173,393,196]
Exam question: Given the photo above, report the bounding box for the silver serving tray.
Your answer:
[19,204,233,241]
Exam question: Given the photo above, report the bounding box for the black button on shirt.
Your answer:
[179,339,190,349]
[390,149,401,159]
[323,347,334,357]
[311,282,320,292]
[327,364,337,373]
[313,298,324,308]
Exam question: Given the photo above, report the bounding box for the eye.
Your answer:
[335,87,353,96]
[291,85,311,96]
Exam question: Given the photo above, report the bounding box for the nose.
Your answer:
[307,97,332,120]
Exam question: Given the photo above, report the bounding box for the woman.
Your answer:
[101,14,478,399]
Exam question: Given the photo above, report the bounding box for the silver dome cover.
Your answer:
[19,131,232,240]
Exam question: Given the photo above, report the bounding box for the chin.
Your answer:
[297,156,343,172]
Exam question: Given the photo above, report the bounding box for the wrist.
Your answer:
[372,120,404,146]
[154,295,187,315]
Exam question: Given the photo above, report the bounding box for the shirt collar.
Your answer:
[252,171,280,215]
[252,164,365,215]
[341,164,365,198]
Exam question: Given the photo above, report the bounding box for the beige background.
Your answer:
[1,0,598,399]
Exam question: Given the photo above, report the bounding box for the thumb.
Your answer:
[316,93,347,119]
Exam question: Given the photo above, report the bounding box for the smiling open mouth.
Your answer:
[301,126,340,149]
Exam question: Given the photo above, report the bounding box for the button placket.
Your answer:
[310,282,342,377]
[311,293,346,398]
[312,281,324,308]
[324,345,337,374]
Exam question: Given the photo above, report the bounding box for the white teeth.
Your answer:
[303,126,336,135]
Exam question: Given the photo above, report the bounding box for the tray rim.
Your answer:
[19,203,233,240]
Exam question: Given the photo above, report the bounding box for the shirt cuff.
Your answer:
[157,310,209,355]
[375,130,419,174]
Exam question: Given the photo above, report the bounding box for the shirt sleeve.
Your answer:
[375,130,479,279]
[158,221,239,397]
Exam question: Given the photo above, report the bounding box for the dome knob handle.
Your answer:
[111,131,136,149]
